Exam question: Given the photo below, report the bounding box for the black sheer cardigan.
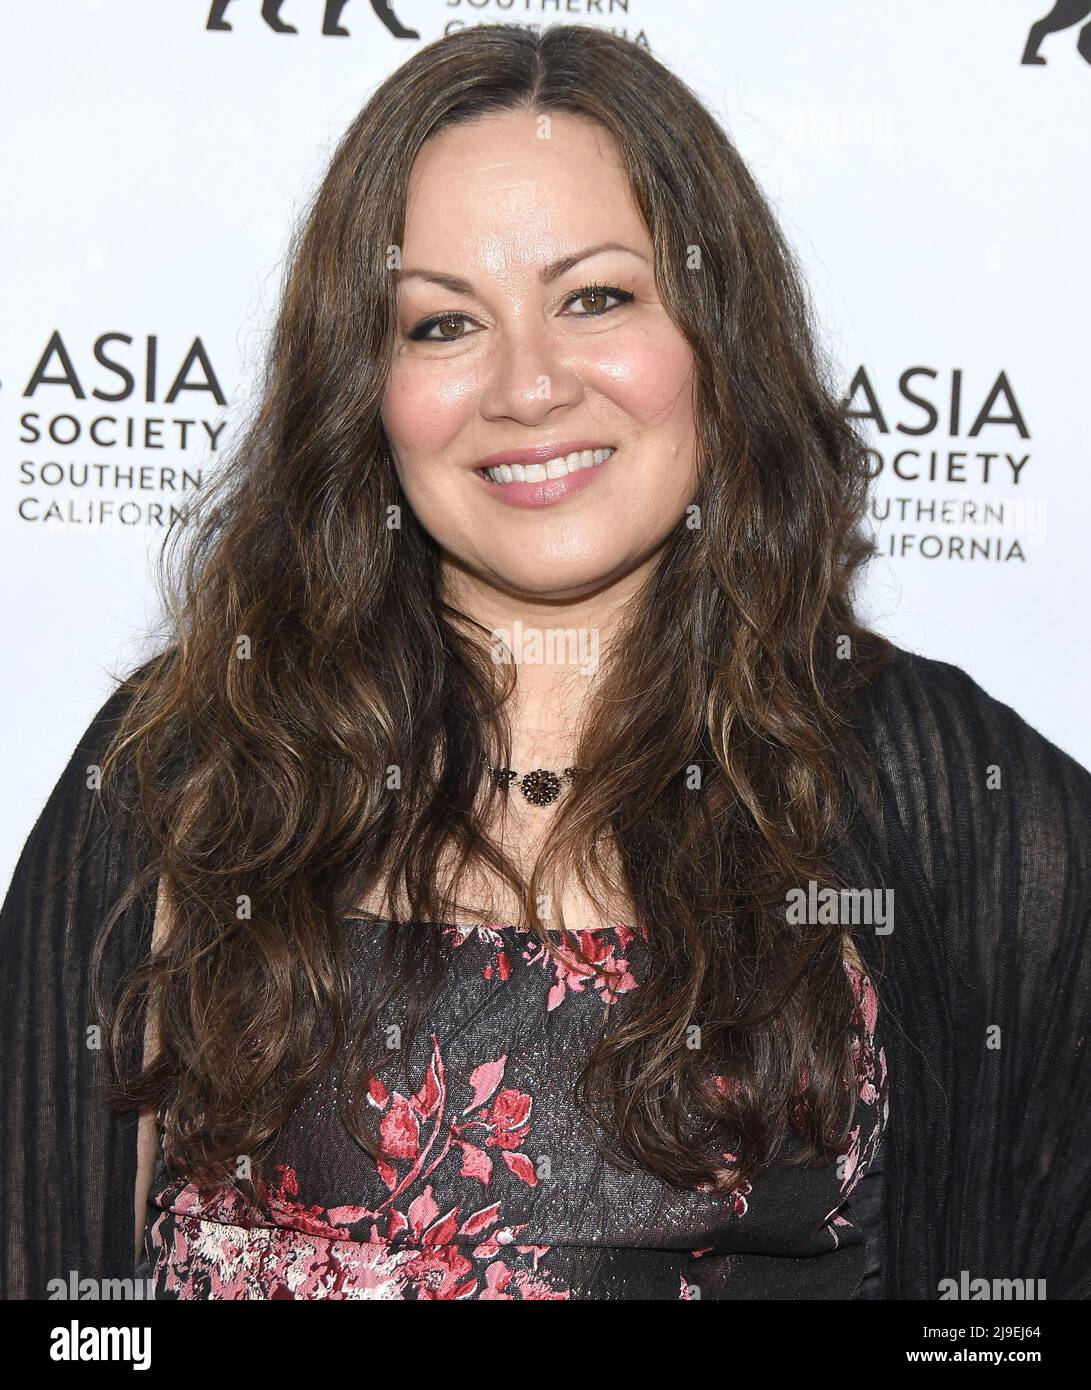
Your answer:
[2,644,1089,1298]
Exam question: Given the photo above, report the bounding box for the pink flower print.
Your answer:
[395,1186,478,1299]
[538,928,640,1011]
[824,1211,855,1250]
[471,1223,531,1258]
[263,1165,378,1240]
[478,1259,572,1300]
[147,1094,578,1301]
[165,1165,378,1245]
[376,1039,455,1198]
[480,1262,516,1298]
[147,1168,415,1299]
[499,1152,537,1185]
[836,1125,862,1196]
[149,1205,412,1299]
[483,951,513,982]
[510,1271,571,1300]
[851,1033,876,1088]
[459,1060,538,1186]
[845,962,879,1039]
[443,923,514,982]
[457,1140,493,1184]
[486,1088,533,1150]
[366,1040,541,1195]
[379,1090,424,1162]
[465,1057,506,1110]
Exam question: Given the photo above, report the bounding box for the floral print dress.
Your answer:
[143,920,888,1300]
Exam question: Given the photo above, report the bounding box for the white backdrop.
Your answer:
[3,0,1089,892]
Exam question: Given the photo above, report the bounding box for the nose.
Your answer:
[477,320,583,426]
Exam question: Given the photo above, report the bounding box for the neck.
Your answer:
[441,555,655,770]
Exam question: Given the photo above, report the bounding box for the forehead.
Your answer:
[400,110,649,276]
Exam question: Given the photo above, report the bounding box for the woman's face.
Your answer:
[381,109,698,603]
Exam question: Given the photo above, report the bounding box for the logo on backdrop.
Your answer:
[13,332,224,531]
[203,0,653,46]
[1022,1,1091,65]
[208,0,418,39]
[846,367,1044,563]
[202,0,1091,64]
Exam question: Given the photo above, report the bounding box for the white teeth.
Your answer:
[483,447,615,486]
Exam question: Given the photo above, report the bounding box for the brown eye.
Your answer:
[408,312,473,342]
[578,288,611,313]
[565,284,633,317]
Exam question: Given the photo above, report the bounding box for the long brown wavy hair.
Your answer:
[94,22,895,1200]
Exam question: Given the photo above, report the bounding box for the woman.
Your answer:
[2,24,1089,1301]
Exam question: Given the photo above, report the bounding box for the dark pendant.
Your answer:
[520,769,562,805]
[488,763,582,806]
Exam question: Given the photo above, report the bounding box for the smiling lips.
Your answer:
[475,445,617,509]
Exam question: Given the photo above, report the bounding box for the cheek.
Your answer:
[581,328,695,430]
[381,358,477,458]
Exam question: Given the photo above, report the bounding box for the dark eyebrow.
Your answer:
[396,242,648,296]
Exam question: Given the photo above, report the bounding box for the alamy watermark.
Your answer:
[49,1320,151,1369]
[938,1271,1047,1300]
[47,1269,156,1300]
[490,620,599,677]
[785,880,894,935]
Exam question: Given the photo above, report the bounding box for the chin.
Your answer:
[478,549,641,602]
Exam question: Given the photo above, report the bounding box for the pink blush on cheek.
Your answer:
[580,334,695,427]
[381,368,476,458]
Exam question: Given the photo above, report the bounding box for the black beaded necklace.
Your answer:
[486,762,583,806]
